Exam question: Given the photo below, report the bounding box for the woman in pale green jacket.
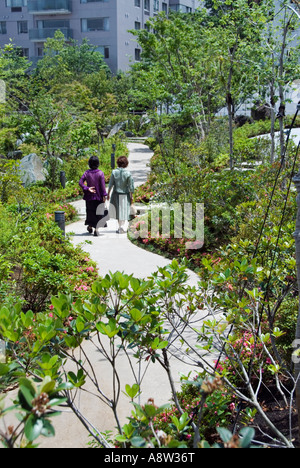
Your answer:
[107,156,134,234]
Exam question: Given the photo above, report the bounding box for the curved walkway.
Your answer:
[67,142,199,283]
[40,142,201,448]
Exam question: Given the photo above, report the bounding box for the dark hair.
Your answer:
[117,156,129,168]
[89,156,100,170]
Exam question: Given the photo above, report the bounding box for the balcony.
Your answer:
[29,27,73,41]
[6,0,27,6]
[28,0,72,15]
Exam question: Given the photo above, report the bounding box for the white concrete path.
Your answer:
[67,142,199,283]
[36,141,202,448]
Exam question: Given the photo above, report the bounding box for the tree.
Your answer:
[31,32,118,157]
[130,11,223,142]
[207,0,274,169]
[0,42,31,158]
[34,31,110,87]
[0,32,120,186]
[0,42,30,90]
[258,1,300,163]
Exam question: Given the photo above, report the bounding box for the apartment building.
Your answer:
[0,0,202,73]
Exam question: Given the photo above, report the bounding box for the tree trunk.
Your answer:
[278,14,292,167]
[227,91,234,170]
[270,84,276,164]
[226,45,237,171]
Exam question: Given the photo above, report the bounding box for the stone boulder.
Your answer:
[18,153,48,187]
[251,103,271,121]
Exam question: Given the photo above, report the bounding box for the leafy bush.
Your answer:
[152,374,234,446]
[133,181,155,204]
[0,160,23,204]
[0,197,98,312]
[0,262,261,448]
[1,260,293,448]
[130,166,258,261]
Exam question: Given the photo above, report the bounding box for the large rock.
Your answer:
[18,153,48,187]
[251,102,271,121]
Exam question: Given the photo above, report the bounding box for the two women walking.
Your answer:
[79,155,134,236]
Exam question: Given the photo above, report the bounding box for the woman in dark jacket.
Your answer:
[79,156,107,236]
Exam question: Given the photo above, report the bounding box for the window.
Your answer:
[144,0,150,11]
[162,2,168,13]
[96,45,109,59]
[0,22,7,34]
[18,21,28,34]
[21,48,29,58]
[37,19,70,29]
[134,21,141,30]
[170,4,193,13]
[80,0,108,3]
[135,48,141,61]
[5,0,27,5]
[81,18,110,32]
[134,0,141,6]
[37,47,44,57]
[153,0,159,12]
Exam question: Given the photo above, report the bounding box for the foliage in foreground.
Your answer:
[0,260,297,448]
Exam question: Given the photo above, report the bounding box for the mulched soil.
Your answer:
[239,381,299,448]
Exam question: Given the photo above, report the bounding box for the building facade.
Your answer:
[0,0,202,73]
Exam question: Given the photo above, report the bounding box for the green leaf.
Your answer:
[171,412,189,432]
[18,378,36,409]
[130,308,143,322]
[143,404,158,418]
[38,354,59,372]
[239,427,255,448]
[115,434,128,443]
[64,335,79,348]
[67,369,86,388]
[40,419,56,438]
[217,427,233,443]
[114,271,130,289]
[119,422,135,440]
[130,436,147,448]
[96,319,120,338]
[124,383,140,399]
[0,363,9,376]
[51,295,70,319]
[158,340,169,349]
[76,316,86,333]
[130,277,140,291]
[21,310,34,328]
[272,327,285,338]
[151,336,168,350]
[24,414,43,441]
[40,377,56,394]
[92,281,104,295]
